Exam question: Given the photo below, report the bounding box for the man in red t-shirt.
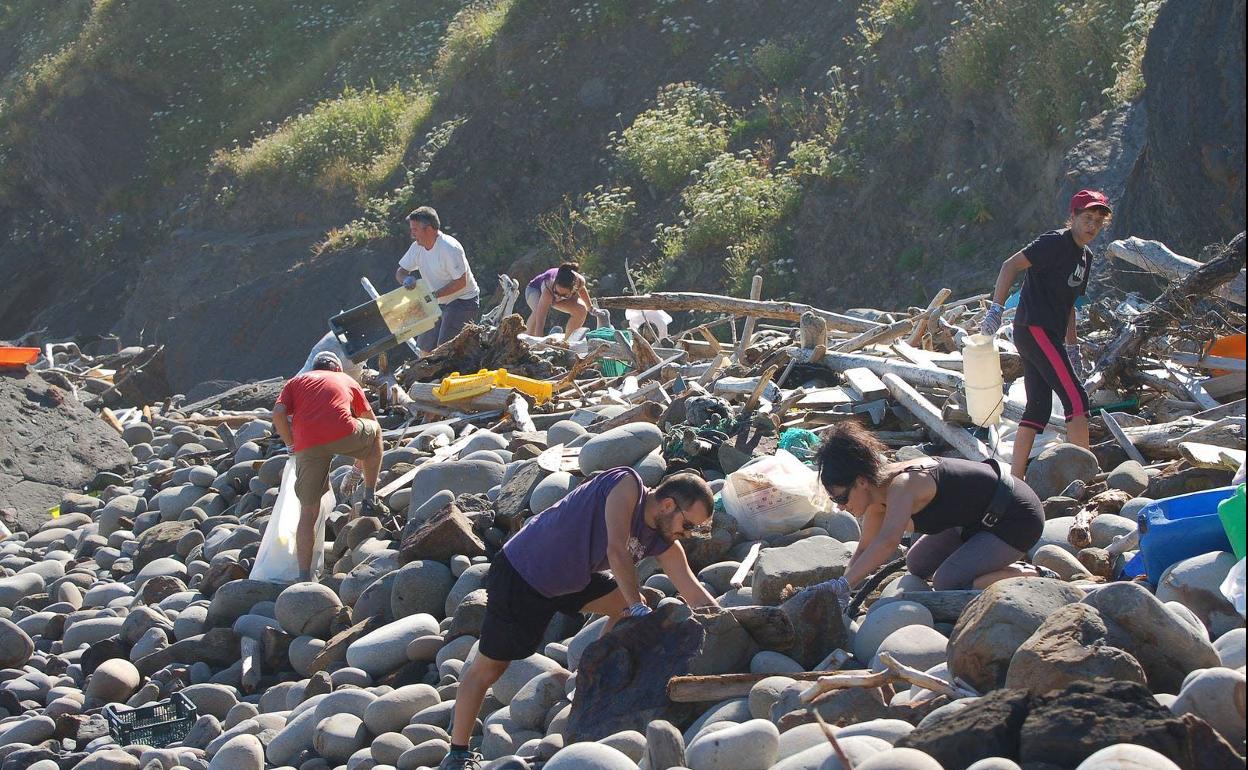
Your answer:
[272,351,383,580]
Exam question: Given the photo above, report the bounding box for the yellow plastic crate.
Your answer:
[495,369,553,405]
[432,370,497,402]
[432,368,554,405]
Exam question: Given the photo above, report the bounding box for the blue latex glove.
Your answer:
[980,303,1004,336]
[402,274,418,290]
[624,602,652,618]
[1065,343,1085,376]
[802,576,851,610]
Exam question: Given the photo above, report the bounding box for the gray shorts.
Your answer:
[525,285,543,313]
[905,528,1026,590]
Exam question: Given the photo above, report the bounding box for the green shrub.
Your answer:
[661,150,801,260]
[436,0,514,83]
[614,83,729,192]
[898,243,924,271]
[858,0,923,47]
[730,108,773,143]
[726,229,797,297]
[1107,0,1163,103]
[751,38,808,86]
[941,0,1139,143]
[579,185,636,246]
[214,86,431,194]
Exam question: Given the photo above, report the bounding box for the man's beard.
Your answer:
[655,510,682,543]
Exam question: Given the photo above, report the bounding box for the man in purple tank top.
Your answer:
[439,469,718,770]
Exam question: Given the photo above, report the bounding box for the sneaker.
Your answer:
[359,497,390,518]
[437,750,483,770]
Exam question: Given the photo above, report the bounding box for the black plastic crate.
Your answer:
[104,691,198,747]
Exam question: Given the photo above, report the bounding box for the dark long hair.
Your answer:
[554,262,580,291]
[815,421,887,494]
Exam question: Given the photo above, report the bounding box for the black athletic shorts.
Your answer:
[477,550,618,661]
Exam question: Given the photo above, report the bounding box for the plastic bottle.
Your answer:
[962,333,1005,427]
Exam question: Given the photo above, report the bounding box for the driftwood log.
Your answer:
[883,373,990,460]
[1107,236,1246,306]
[799,349,965,390]
[1117,416,1245,459]
[598,292,881,332]
[668,668,853,703]
[400,314,557,383]
[1096,232,1246,389]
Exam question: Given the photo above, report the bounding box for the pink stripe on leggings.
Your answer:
[1028,325,1086,418]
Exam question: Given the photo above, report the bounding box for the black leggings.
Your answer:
[1014,324,1089,431]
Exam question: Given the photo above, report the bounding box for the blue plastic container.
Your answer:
[1136,486,1236,585]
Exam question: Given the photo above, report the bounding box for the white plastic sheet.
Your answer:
[625,308,673,339]
[1220,557,1246,618]
[721,449,830,540]
[250,457,332,583]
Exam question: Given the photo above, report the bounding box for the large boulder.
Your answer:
[1169,667,1246,748]
[399,503,486,562]
[568,603,705,741]
[1114,0,1246,255]
[578,423,663,475]
[896,679,1243,770]
[346,613,440,677]
[752,536,853,605]
[1004,603,1147,695]
[1082,581,1221,693]
[1155,551,1241,638]
[391,559,456,620]
[409,459,505,508]
[0,371,131,532]
[1025,444,1100,501]
[948,578,1084,693]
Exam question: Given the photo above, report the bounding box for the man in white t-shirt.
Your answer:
[395,206,480,352]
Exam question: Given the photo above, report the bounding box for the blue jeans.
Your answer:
[417,296,479,352]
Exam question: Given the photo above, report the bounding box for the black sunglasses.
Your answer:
[829,486,852,506]
[674,506,712,537]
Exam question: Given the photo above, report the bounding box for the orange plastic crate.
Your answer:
[0,347,39,366]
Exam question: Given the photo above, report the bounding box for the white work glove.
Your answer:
[801,576,852,610]
[340,465,363,495]
[624,602,652,618]
[402,274,418,290]
[979,303,1005,337]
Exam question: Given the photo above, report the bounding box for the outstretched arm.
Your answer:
[657,541,718,608]
[843,472,935,586]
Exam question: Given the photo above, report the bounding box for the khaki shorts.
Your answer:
[294,419,379,507]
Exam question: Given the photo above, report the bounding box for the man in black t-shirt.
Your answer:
[980,190,1111,479]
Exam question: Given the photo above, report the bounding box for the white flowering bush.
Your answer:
[614,83,729,192]
[578,185,636,246]
[660,150,800,258]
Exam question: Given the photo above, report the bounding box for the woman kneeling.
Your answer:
[813,422,1045,603]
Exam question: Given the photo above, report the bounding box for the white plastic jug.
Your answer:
[963,333,1004,427]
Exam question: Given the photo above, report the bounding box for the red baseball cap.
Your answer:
[1069,189,1112,215]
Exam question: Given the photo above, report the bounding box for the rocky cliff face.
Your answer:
[1116,0,1246,254]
